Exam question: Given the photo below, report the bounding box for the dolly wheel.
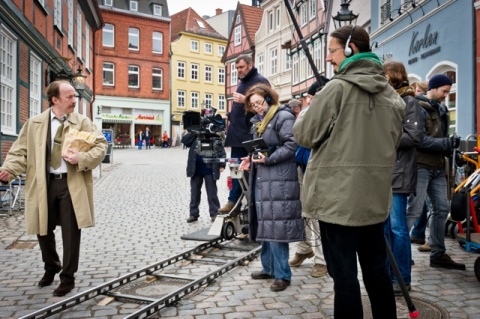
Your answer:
[222,221,235,240]
[474,257,480,282]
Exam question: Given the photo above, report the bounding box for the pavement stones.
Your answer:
[0,146,479,318]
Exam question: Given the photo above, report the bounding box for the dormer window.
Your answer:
[130,1,138,11]
[153,4,162,16]
[196,20,206,29]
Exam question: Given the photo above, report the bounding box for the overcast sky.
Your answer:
[167,0,253,17]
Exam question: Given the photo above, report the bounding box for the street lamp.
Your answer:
[332,0,358,29]
[71,67,87,100]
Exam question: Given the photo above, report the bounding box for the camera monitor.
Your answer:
[182,111,201,131]
[242,138,269,153]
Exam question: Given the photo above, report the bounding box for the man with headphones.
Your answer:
[219,54,269,214]
[293,25,406,318]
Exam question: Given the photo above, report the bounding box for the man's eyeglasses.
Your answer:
[250,99,265,109]
[328,47,343,55]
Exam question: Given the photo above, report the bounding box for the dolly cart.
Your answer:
[208,158,249,240]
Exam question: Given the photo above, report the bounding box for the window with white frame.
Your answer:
[218,95,225,111]
[190,40,199,52]
[54,0,62,29]
[205,43,212,54]
[152,31,163,54]
[152,68,163,90]
[129,28,139,50]
[196,20,206,28]
[257,54,264,76]
[85,25,90,69]
[205,66,212,82]
[105,0,113,5]
[177,61,185,79]
[218,45,225,56]
[300,50,306,81]
[285,52,292,70]
[103,62,114,85]
[313,38,322,73]
[153,4,162,16]
[191,92,199,109]
[309,0,316,20]
[0,27,17,134]
[130,1,138,11]
[218,67,225,84]
[103,24,114,47]
[270,48,278,76]
[204,94,212,107]
[300,3,307,26]
[276,7,281,29]
[236,14,241,24]
[29,53,41,118]
[230,62,237,86]
[191,63,199,81]
[128,65,139,88]
[268,11,274,32]
[68,0,74,47]
[292,53,299,84]
[234,26,241,46]
[307,44,313,78]
[77,5,83,59]
[177,90,186,108]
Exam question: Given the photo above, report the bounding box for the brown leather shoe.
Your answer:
[418,243,431,252]
[270,279,290,292]
[311,263,328,277]
[288,251,315,267]
[38,266,62,287]
[53,281,75,297]
[218,201,235,213]
[251,271,274,280]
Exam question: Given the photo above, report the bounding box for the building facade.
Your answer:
[0,0,102,161]
[93,0,170,147]
[170,8,228,144]
[254,0,295,104]
[371,0,475,137]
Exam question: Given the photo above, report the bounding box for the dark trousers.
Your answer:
[37,178,81,283]
[190,174,220,217]
[228,147,248,203]
[319,221,397,319]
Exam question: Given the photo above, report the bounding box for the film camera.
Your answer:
[182,106,226,162]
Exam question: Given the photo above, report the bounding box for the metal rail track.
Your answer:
[19,236,260,319]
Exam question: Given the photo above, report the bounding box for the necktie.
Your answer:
[51,117,65,169]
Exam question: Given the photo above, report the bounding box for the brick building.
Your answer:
[93,0,170,147]
[0,0,103,162]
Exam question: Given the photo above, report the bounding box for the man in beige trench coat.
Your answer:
[0,80,107,296]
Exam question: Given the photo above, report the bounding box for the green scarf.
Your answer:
[338,52,382,72]
[255,104,280,137]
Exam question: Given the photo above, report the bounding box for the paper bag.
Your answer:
[62,129,96,156]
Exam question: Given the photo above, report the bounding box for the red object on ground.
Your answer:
[227,176,232,190]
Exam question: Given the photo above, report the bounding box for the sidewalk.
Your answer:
[0,146,479,318]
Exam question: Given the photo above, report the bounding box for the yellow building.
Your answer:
[170,8,228,142]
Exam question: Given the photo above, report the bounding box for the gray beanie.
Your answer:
[428,74,452,90]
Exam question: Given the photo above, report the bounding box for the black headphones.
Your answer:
[344,25,356,57]
[254,86,272,105]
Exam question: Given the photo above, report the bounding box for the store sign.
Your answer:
[135,114,163,122]
[102,114,133,120]
[408,24,441,65]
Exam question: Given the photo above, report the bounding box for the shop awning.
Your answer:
[102,119,133,124]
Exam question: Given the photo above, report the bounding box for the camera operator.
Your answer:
[182,130,226,223]
[239,84,304,292]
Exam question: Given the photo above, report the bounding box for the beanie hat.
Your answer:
[307,76,330,96]
[428,74,452,90]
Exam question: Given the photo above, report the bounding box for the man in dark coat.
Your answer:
[219,54,269,213]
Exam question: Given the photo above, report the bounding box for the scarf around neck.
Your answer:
[338,52,382,72]
[255,104,280,137]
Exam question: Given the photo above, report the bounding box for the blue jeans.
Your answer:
[319,221,396,319]
[260,241,291,281]
[410,198,432,240]
[228,147,249,203]
[407,167,449,259]
[384,194,411,285]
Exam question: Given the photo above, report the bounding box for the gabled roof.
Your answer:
[238,4,263,46]
[171,7,226,41]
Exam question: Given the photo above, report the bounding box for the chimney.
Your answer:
[216,8,222,15]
